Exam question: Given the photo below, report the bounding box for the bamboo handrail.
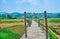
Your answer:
[40,23,60,39]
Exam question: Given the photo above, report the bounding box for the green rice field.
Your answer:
[0,19,24,23]
[0,19,25,39]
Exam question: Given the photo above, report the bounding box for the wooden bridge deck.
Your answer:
[20,21,49,39]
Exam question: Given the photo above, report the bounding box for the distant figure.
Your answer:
[29,19,32,27]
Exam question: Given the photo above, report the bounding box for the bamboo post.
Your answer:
[24,11,27,38]
[38,18,40,27]
[29,19,32,27]
[44,11,48,39]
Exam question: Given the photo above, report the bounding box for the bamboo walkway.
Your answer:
[20,21,48,39]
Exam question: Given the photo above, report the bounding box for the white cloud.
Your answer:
[16,0,40,6]
[2,0,7,4]
[43,0,48,2]
[16,1,19,4]
[27,0,39,5]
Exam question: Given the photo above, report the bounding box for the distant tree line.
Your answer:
[0,13,60,19]
[0,14,21,19]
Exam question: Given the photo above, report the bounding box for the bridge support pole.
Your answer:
[24,11,27,38]
[44,11,48,39]
[38,18,40,27]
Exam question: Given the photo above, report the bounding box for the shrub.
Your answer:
[48,32,58,39]
[0,28,19,39]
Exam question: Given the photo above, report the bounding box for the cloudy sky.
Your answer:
[0,0,60,13]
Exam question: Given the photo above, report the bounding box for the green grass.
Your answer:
[0,26,25,39]
[33,18,38,22]
[48,32,58,39]
[0,19,24,23]
[33,18,43,22]
[0,18,26,39]
[48,18,60,23]
[49,26,60,35]
[49,26,56,32]
[8,25,25,37]
[39,21,59,39]
[0,28,19,39]
[34,18,60,23]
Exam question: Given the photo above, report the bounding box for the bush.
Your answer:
[49,26,56,32]
[0,28,19,39]
[48,32,58,39]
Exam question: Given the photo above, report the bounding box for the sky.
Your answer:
[0,0,60,13]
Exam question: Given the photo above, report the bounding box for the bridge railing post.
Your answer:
[29,19,32,27]
[44,11,48,39]
[24,11,27,38]
[38,18,40,27]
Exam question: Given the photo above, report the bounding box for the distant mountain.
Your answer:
[0,12,8,19]
[10,12,23,17]
[0,12,60,19]
[0,12,24,19]
[0,12,8,15]
[33,13,60,18]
